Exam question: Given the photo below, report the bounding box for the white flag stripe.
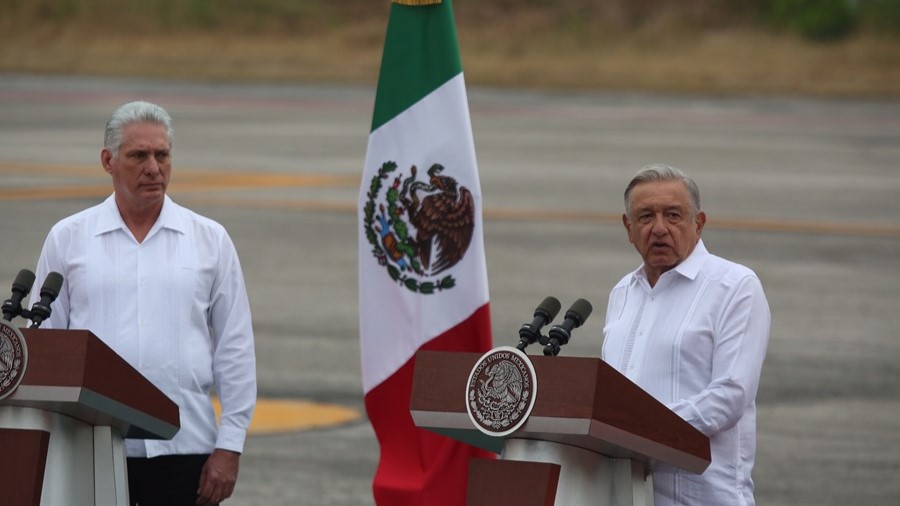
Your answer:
[360,74,488,393]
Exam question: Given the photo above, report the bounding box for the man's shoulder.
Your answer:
[48,201,107,234]
[701,252,759,285]
[166,199,228,236]
[611,268,640,291]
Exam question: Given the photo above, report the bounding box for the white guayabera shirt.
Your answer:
[33,194,256,458]
[602,240,770,506]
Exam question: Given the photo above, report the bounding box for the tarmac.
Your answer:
[1,74,899,505]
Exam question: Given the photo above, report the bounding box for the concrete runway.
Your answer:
[1,74,899,505]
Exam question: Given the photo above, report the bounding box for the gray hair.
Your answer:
[624,163,701,218]
[103,101,174,157]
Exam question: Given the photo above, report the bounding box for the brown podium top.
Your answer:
[410,350,710,474]
[2,328,179,440]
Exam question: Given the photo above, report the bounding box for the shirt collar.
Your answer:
[630,239,709,285]
[672,239,708,280]
[94,194,186,237]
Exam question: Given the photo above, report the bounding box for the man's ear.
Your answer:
[622,213,634,243]
[100,148,113,174]
[695,211,707,236]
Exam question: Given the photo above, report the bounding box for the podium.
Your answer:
[410,351,711,506]
[0,328,180,506]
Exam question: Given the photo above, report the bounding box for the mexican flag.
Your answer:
[358,0,494,504]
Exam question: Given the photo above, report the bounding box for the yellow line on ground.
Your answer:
[174,172,359,189]
[212,397,360,435]
[190,196,900,239]
[0,161,358,186]
[186,195,358,214]
[3,161,898,239]
[708,216,900,238]
[0,185,112,201]
[0,161,359,201]
[0,162,101,176]
[484,207,900,238]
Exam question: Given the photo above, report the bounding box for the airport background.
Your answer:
[1,1,899,505]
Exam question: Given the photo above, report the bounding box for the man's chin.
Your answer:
[140,188,166,198]
[647,256,677,270]
[134,192,166,208]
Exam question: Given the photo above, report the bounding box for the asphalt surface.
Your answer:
[1,74,899,505]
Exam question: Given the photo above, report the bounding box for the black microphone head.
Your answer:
[40,272,64,299]
[565,298,593,327]
[3,269,37,321]
[534,296,561,322]
[12,269,36,293]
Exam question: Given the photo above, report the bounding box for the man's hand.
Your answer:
[196,449,240,505]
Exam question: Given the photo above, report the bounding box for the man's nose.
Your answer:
[651,215,668,235]
[144,159,160,176]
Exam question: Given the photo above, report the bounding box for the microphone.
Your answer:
[543,298,593,356]
[27,272,64,328]
[516,296,562,351]
[2,269,36,321]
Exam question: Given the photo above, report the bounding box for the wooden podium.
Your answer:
[410,350,711,506]
[0,328,180,506]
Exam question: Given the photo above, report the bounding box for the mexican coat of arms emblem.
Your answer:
[363,161,475,294]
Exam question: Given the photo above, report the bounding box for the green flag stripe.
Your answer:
[370,0,462,132]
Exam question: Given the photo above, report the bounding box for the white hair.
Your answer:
[103,101,174,157]
[624,163,701,218]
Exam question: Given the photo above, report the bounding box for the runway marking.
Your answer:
[0,161,359,200]
[483,207,900,238]
[212,397,360,435]
[183,196,900,238]
[2,161,899,238]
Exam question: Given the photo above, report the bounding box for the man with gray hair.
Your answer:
[602,163,770,505]
[32,100,257,505]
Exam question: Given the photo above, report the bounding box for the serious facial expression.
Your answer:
[623,180,706,285]
[101,121,171,213]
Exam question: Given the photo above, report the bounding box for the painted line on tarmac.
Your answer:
[0,161,359,201]
[212,397,361,435]
[0,162,100,176]
[483,207,900,238]
[2,161,898,239]
[185,196,900,239]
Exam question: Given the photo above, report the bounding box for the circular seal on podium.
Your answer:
[466,346,537,437]
[0,320,27,400]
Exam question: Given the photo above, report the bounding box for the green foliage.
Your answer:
[0,0,375,33]
[762,0,858,41]
[3,0,897,39]
[859,0,900,35]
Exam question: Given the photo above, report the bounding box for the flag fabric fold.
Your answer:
[359,0,494,504]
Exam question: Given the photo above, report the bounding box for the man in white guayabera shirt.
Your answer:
[602,164,770,506]
[32,101,256,506]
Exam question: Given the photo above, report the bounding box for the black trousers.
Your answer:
[127,454,214,506]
